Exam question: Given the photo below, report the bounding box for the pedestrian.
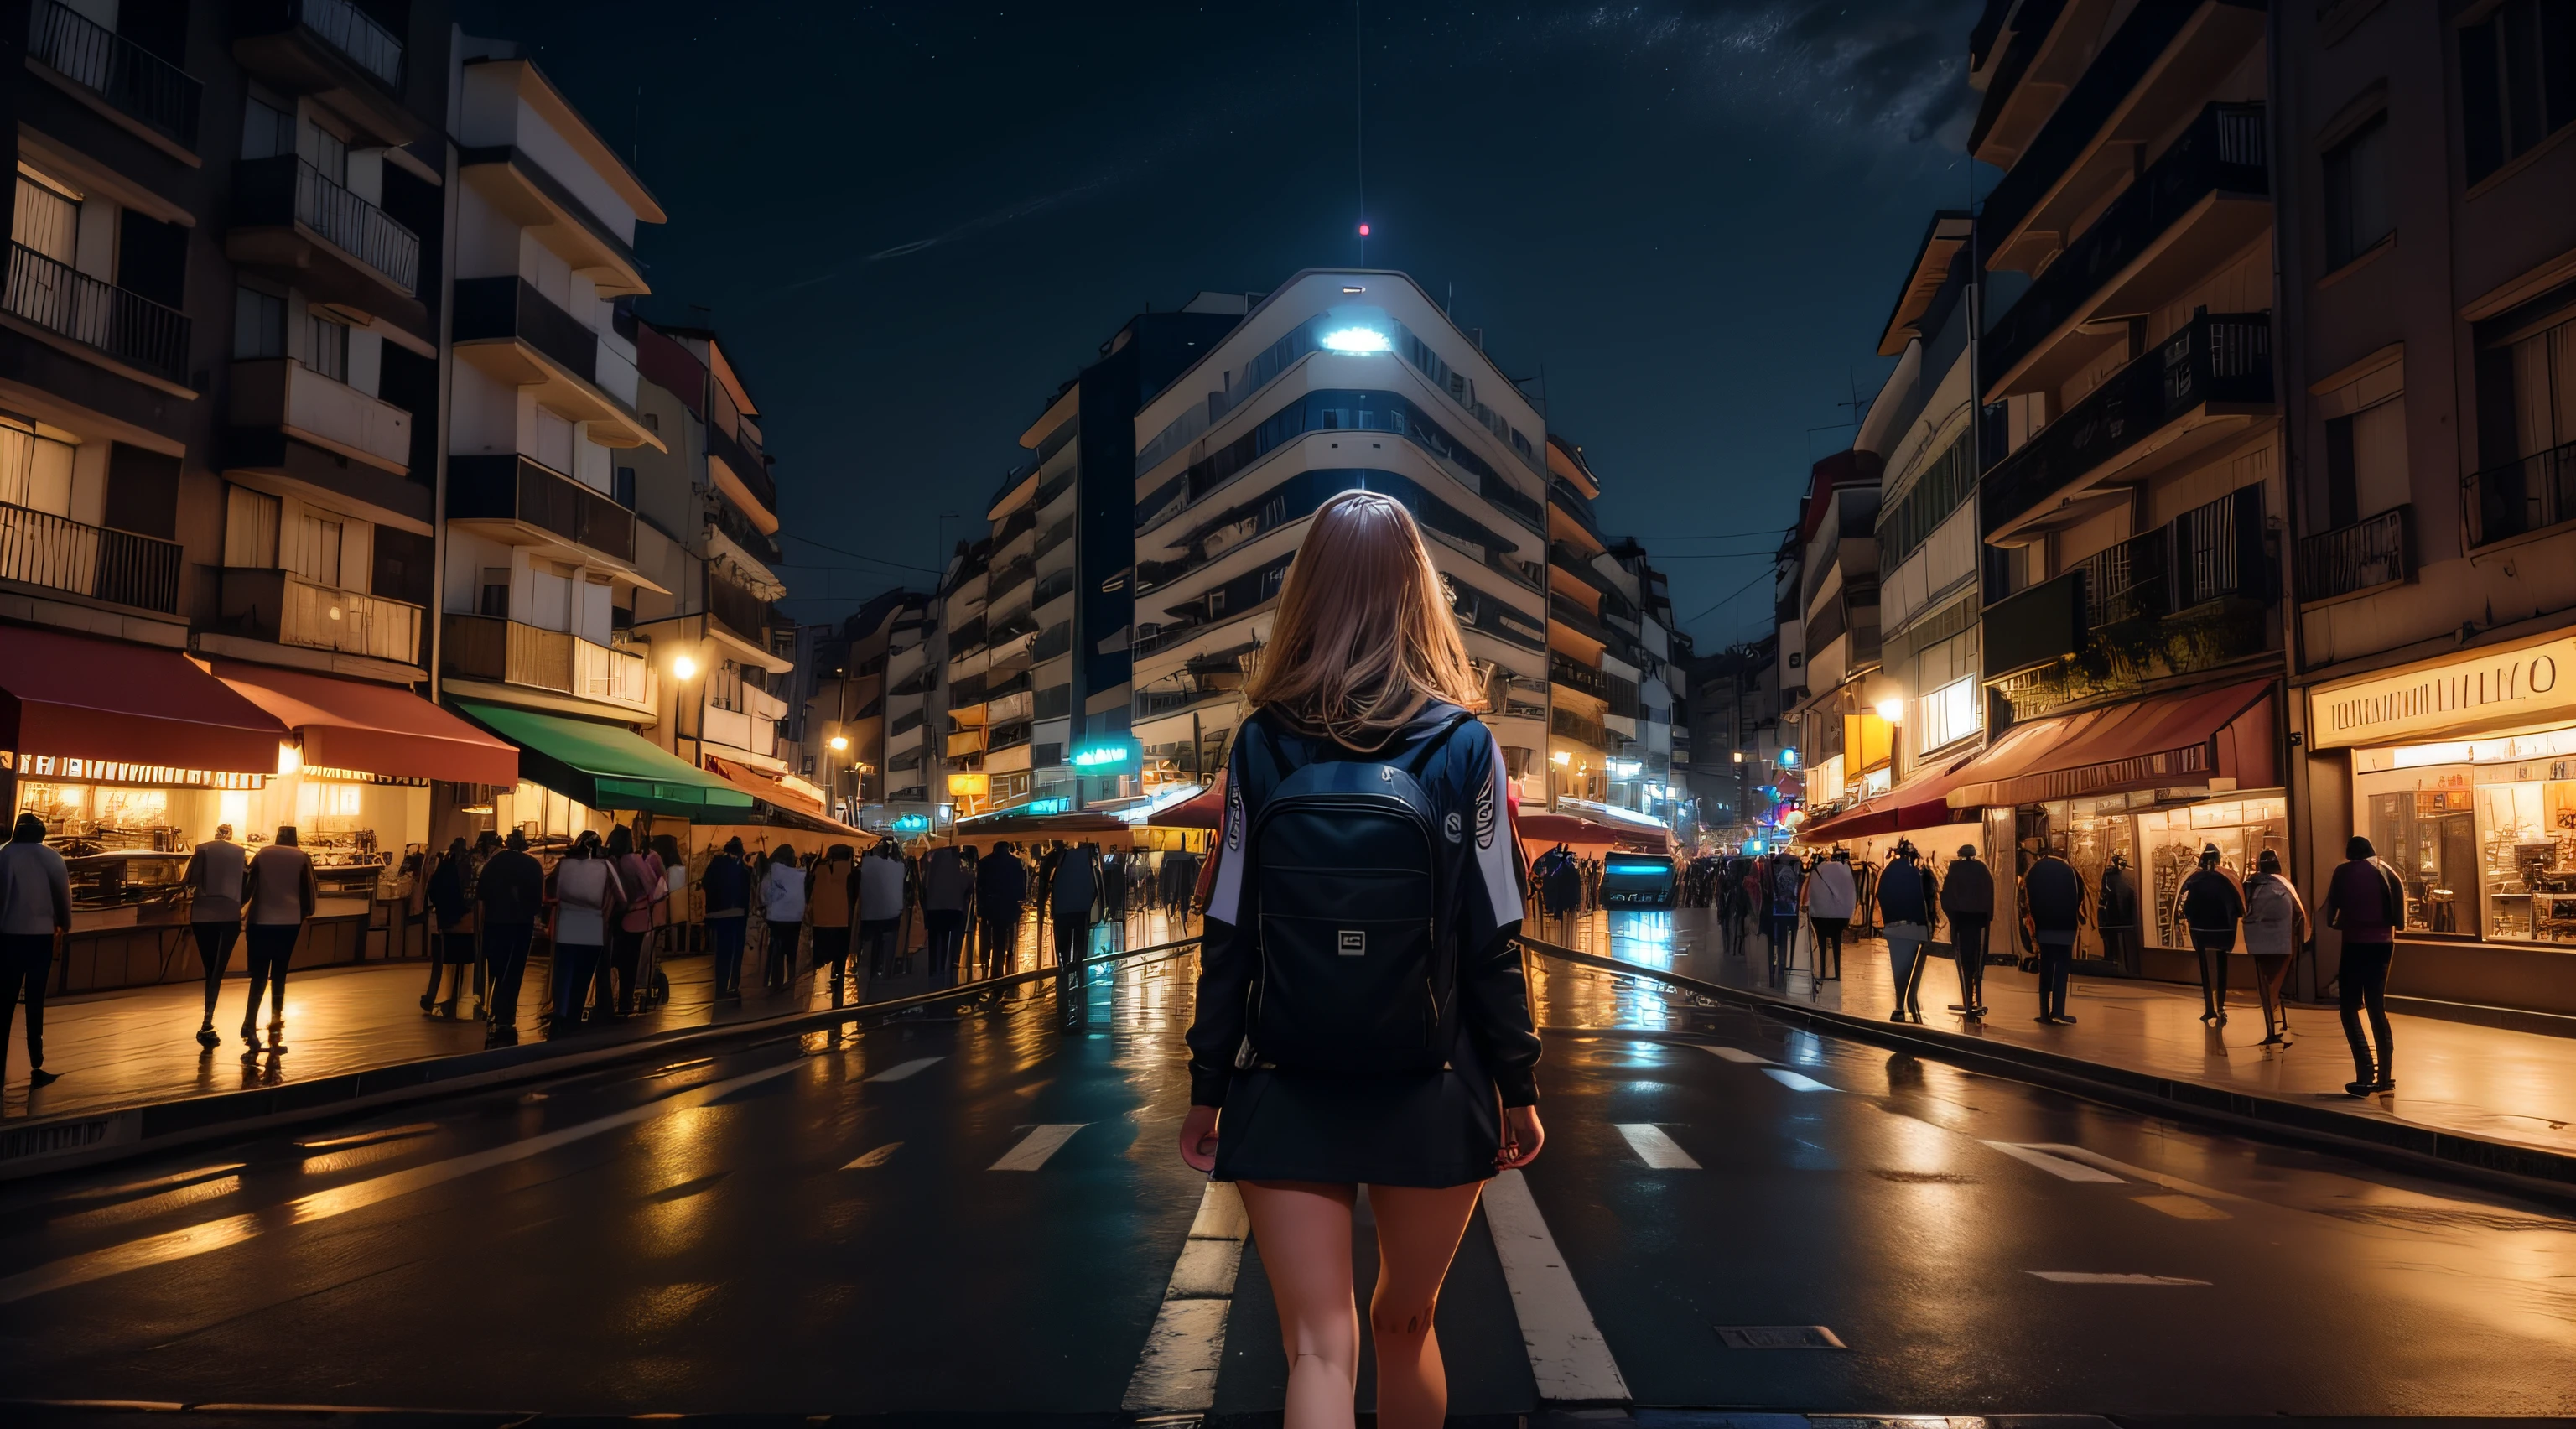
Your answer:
[600,825,663,1017]
[1767,851,1804,974]
[1801,848,1855,981]
[2241,848,2309,1048]
[1874,840,1939,1021]
[548,830,621,1031]
[423,836,475,1016]
[808,843,860,991]
[2179,844,2246,1026]
[0,812,69,1087]
[646,833,686,1005]
[703,836,750,998]
[759,842,805,991]
[476,829,544,1042]
[2023,841,2085,1025]
[408,841,442,1009]
[2097,852,2142,976]
[182,824,248,1050]
[1051,839,1099,970]
[1174,489,1542,1429]
[1940,842,1995,1019]
[860,839,906,980]
[2324,834,2406,1096]
[921,841,972,987]
[976,838,1028,974]
[242,826,317,1053]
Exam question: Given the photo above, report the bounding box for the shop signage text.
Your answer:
[6,751,266,789]
[2309,637,2576,750]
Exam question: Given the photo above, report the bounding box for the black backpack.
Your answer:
[1232,707,1478,1076]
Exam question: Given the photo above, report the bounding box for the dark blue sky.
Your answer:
[459,1,1987,652]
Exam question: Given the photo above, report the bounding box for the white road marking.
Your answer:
[2018,1143,2244,1201]
[1698,1046,1773,1063]
[1123,1182,1249,1413]
[842,1142,903,1169]
[2132,1193,2231,1221]
[2028,1271,2211,1286]
[1612,1124,1702,1169]
[1981,1141,2125,1182]
[989,1123,1087,1171]
[0,1057,806,1305]
[1483,1168,1632,1403]
[1763,1068,1837,1093]
[865,1057,946,1083]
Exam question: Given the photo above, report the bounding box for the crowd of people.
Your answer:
[0,816,1209,1085]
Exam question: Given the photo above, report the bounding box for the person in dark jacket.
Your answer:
[1051,840,1100,969]
[2178,844,2246,1025]
[2323,834,2406,1096]
[1940,844,1996,1019]
[2096,853,2142,976]
[475,829,545,1040]
[2023,843,2086,1024]
[1767,853,1805,976]
[1872,841,1939,1021]
[975,839,1028,975]
[423,838,475,1016]
[701,837,752,997]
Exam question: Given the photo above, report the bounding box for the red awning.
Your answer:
[214,663,517,786]
[1797,751,1985,843]
[1148,775,1227,829]
[0,626,286,776]
[699,754,865,838]
[1945,678,2278,810]
[1518,808,1673,855]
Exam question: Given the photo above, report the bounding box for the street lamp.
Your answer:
[1874,697,1904,724]
[673,655,699,682]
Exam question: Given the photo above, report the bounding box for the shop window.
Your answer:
[2134,797,2289,948]
[2459,0,2576,184]
[234,285,287,360]
[2321,112,2392,269]
[223,486,281,569]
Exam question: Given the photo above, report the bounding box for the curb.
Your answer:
[1521,935,2576,1205]
[0,936,1202,1184]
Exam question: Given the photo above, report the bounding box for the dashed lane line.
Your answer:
[1122,1182,1249,1414]
[989,1124,1087,1171]
[0,1057,807,1306]
[865,1057,947,1083]
[1612,1124,1702,1170]
[843,1142,903,1169]
[1762,1068,1837,1093]
[1483,1168,1632,1404]
[1696,1046,1773,1064]
[2028,1271,2212,1286]
[1981,1141,2126,1182]
[2132,1193,2232,1220]
[2016,1142,2246,1202]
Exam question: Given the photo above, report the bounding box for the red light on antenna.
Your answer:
[1358,222,1371,237]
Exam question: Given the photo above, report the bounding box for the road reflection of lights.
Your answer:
[1786,1030,1826,1067]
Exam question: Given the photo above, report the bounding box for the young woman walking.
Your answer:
[1177,491,1542,1429]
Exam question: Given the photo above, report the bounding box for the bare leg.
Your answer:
[1367,1182,1483,1429]
[1239,1180,1359,1429]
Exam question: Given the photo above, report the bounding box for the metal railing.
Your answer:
[453,277,596,383]
[707,493,782,565]
[296,157,418,291]
[2068,529,2168,628]
[2464,441,2576,548]
[577,637,652,709]
[1551,705,1610,751]
[2297,506,2409,600]
[3,242,191,382]
[0,499,180,611]
[708,571,774,648]
[1550,652,1611,699]
[222,568,421,663]
[286,0,403,89]
[704,417,776,517]
[446,454,636,563]
[28,0,201,147]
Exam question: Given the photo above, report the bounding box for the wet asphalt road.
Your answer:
[0,922,2571,1421]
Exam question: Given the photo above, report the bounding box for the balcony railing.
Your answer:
[233,155,419,294]
[1976,0,2205,255]
[229,357,411,471]
[1549,652,1611,700]
[1981,311,2274,535]
[578,638,652,709]
[704,417,776,517]
[1551,705,1610,751]
[3,242,190,382]
[0,499,180,612]
[453,276,598,384]
[29,0,201,148]
[1030,621,1072,663]
[440,614,650,712]
[706,492,782,566]
[2296,505,2410,601]
[1983,102,2268,387]
[273,0,404,89]
[708,571,774,650]
[987,558,1035,602]
[1034,517,1075,561]
[2068,529,2168,629]
[2464,441,2576,549]
[1032,567,1076,609]
[446,455,636,563]
[992,505,1038,551]
[220,567,421,663]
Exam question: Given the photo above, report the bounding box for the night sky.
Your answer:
[457,1,1989,652]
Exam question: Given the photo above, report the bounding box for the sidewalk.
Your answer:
[0,907,1197,1131]
[1530,906,2576,1183]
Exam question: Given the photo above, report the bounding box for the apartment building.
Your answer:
[801,587,936,829]
[1540,436,1692,834]
[1784,448,1885,823]
[1127,271,1551,807]
[2275,0,2576,1019]
[1684,633,1789,845]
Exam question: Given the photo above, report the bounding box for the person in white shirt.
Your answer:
[1800,849,1858,981]
[858,841,907,981]
[242,826,317,1053]
[760,844,806,992]
[0,812,71,1086]
[549,831,623,1031]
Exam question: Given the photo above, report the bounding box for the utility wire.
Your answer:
[776,531,943,576]
[1682,560,1781,626]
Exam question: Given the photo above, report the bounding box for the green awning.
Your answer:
[452,700,755,818]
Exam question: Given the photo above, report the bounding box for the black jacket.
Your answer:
[2024,855,2086,932]
[2179,867,2245,931]
[977,851,1027,908]
[475,849,545,927]
[1875,859,1938,928]
[1940,858,1995,917]
[2097,865,2140,928]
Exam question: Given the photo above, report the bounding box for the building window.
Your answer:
[1918,677,1981,754]
[478,567,511,618]
[2322,112,2392,268]
[2324,397,2408,528]
[241,97,294,161]
[234,286,286,359]
[0,420,77,517]
[2459,0,2576,184]
[299,118,347,184]
[13,173,79,264]
[223,486,280,569]
[306,310,349,382]
[283,508,342,586]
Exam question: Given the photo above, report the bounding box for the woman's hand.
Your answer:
[1497,1104,1545,1169]
[1178,1104,1220,1173]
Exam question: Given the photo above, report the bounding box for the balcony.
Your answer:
[0,499,179,612]
[704,491,782,570]
[218,567,420,665]
[451,277,657,449]
[1030,621,1072,663]
[987,558,1035,604]
[2298,506,2411,602]
[447,454,636,564]
[1551,705,1610,752]
[1549,590,1613,649]
[708,570,776,656]
[1983,103,2271,400]
[704,418,776,524]
[456,146,647,299]
[441,614,655,716]
[2465,442,2576,549]
[1981,311,2274,539]
[228,357,409,474]
[28,0,202,151]
[230,0,425,149]
[1549,652,1612,701]
[229,155,420,328]
[2,242,190,385]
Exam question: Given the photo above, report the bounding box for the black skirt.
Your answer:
[1211,1028,1504,1189]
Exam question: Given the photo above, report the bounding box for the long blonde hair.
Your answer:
[1242,489,1486,746]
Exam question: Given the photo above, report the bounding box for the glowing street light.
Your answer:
[1874,697,1905,724]
[673,655,699,682]
[1319,325,1393,354]
[828,735,849,752]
